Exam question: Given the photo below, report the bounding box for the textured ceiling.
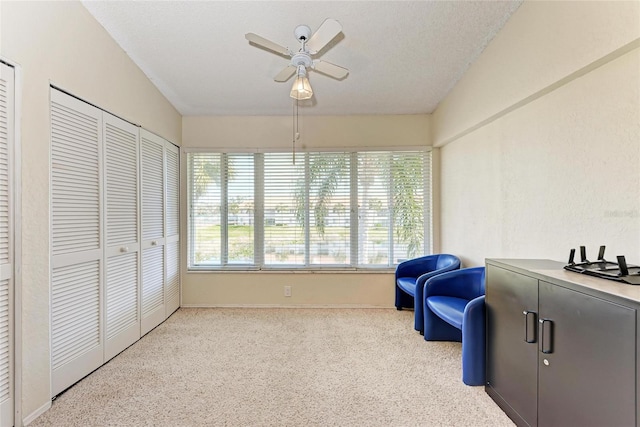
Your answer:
[82,1,522,116]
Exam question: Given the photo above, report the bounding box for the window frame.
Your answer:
[186,146,432,272]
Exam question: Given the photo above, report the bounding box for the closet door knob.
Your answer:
[120,246,129,253]
[151,241,158,246]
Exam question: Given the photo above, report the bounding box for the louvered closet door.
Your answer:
[50,89,104,396]
[104,113,140,361]
[0,62,15,427]
[140,129,165,335]
[165,143,179,317]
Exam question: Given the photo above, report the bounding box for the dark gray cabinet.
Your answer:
[486,259,639,427]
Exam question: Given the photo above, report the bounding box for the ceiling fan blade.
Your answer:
[313,60,349,79]
[245,33,290,56]
[274,65,297,82]
[306,18,342,53]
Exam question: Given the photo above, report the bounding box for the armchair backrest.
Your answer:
[459,267,486,300]
[424,266,485,300]
[396,254,461,279]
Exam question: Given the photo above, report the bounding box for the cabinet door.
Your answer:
[486,265,539,426]
[538,281,636,427]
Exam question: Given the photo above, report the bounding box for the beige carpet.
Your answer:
[30,308,514,426]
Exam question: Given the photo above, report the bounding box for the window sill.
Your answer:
[186,267,395,274]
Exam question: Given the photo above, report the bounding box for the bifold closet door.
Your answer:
[0,62,15,427]
[140,130,166,334]
[50,89,104,396]
[165,143,179,316]
[104,113,140,361]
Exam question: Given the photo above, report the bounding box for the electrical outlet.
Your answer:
[284,285,292,297]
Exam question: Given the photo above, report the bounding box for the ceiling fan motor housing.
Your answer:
[292,52,312,68]
[294,25,312,42]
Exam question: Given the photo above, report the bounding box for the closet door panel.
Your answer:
[104,113,140,360]
[0,62,14,427]
[165,143,179,316]
[105,252,139,359]
[140,130,165,334]
[51,260,101,367]
[141,245,164,333]
[50,89,103,396]
[105,115,139,248]
[51,97,101,256]
[141,133,164,242]
[166,241,179,315]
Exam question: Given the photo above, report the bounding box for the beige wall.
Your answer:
[181,114,431,308]
[432,0,640,147]
[1,1,181,423]
[434,1,640,267]
[183,272,392,308]
[182,115,430,149]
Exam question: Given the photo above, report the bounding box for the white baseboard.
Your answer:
[23,400,51,426]
[180,303,390,309]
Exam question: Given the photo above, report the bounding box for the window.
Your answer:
[187,149,430,270]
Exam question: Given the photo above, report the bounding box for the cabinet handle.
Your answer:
[523,310,537,343]
[539,318,554,354]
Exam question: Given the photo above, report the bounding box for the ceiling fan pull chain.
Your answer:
[292,99,296,165]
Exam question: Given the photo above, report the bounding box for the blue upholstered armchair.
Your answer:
[395,254,461,333]
[423,266,486,386]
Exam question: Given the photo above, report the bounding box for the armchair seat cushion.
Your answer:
[426,296,467,330]
[396,277,417,296]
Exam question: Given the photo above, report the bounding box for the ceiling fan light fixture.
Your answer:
[290,72,313,100]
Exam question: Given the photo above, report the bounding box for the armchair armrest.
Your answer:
[462,295,486,386]
[416,268,449,288]
[464,295,485,322]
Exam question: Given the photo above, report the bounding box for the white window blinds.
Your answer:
[308,152,351,266]
[188,149,430,270]
[188,153,221,266]
[357,151,428,265]
[226,154,254,265]
[263,153,305,266]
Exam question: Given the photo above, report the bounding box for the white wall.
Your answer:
[434,1,640,267]
[181,115,431,307]
[1,1,181,423]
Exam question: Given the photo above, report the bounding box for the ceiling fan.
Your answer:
[245,19,349,100]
